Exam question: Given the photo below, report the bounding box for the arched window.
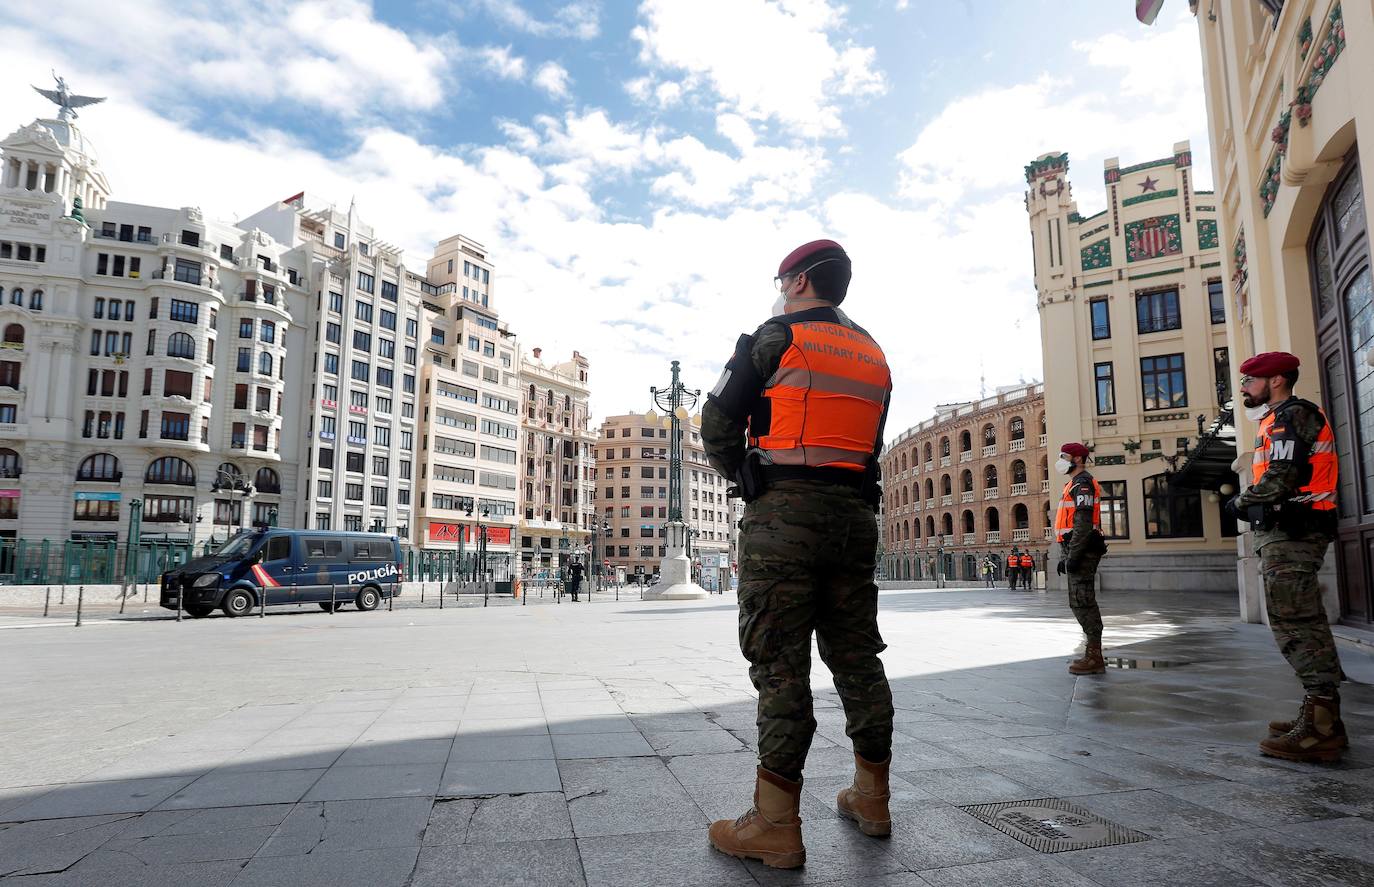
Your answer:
[1011,460,1027,485]
[912,519,920,539]
[900,452,907,472]
[923,442,932,462]
[1039,414,1046,435]
[218,462,243,481]
[925,516,935,538]
[985,507,1001,531]
[901,486,909,506]
[959,430,972,452]
[0,448,21,478]
[940,513,953,537]
[1041,456,1050,479]
[9,288,21,306]
[982,424,996,445]
[961,510,975,533]
[1044,500,1052,527]
[77,453,120,481]
[2,324,22,345]
[1013,503,1030,529]
[32,289,44,310]
[940,474,952,495]
[255,467,281,493]
[166,332,195,359]
[529,384,536,402]
[1010,417,1025,440]
[939,437,950,458]
[902,520,909,541]
[257,352,273,375]
[960,469,973,492]
[984,465,999,489]
[910,482,918,504]
[924,479,934,500]
[145,456,195,485]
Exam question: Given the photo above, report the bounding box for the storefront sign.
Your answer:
[74,491,121,501]
[427,522,514,546]
[0,489,19,498]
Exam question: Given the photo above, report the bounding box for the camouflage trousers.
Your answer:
[737,481,894,779]
[1260,539,1342,695]
[1067,551,1104,643]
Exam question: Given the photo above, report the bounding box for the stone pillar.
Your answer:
[643,520,707,600]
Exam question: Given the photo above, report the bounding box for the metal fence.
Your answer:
[0,539,205,586]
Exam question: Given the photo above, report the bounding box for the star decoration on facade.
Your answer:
[1139,176,1159,192]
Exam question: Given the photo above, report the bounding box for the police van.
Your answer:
[159,529,402,618]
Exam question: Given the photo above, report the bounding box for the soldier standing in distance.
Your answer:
[700,240,895,869]
[1054,442,1108,674]
[1006,548,1021,589]
[1019,549,1035,590]
[1225,351,1346,762]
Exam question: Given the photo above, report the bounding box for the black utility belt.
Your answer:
[760,466,865,489]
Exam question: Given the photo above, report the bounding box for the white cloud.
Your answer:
[532,62,572,99]
[630,0,886,133]
[474,0,600,40]
[476,45,527,80]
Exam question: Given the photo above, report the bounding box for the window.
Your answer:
[381,280,398,301]
[259,321,275,344]
[306,537,345,559]
[376,338,394,359]
[406,317,418,338]
[355,300,373,323]
[1208,279,1226,324]
[1214,347,1232,406]
[239,318,253,338]
[1140,353,1187,410]
[163,370,194,399]
[169,299,198,324]
[160,412,191,440]
[1143,473,1202,538]
[353,330,372,352]
[257,352,273,376]
[372,455,389,476]
[405,346,416,365]
[468,335,480,352]
[357,272,375,293]
[318,479,333,498]
[324,353,339,375]
[349,421,367,442]
[345,483,364,501]
[255,386,271,412]
[167,332,196,360]
[402,374,415,393]
[1100,480,1128,539]
[380,309,396,330]
[1090,299,1111,340]
[329,291,343,313]
[351,360,370,382]
[430,329,446,345]
[377,367,393,388]
[373,426,391,447]
[145,456,195,485]
[173,259,201,286]
[1136,289,1181,334]
[1094,362,1115,415]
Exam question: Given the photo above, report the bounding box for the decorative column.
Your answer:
[643,361,708,600]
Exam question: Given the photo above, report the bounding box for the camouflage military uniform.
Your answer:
[1231,398,1342,695]
[1062,471,1104,643]
[701,311,894,780]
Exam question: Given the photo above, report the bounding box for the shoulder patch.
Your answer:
[1269,425,1287,436]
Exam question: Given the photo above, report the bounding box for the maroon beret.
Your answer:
[1238,351,1300,377]
[1060,442,1090,459]
[778,239,848,277]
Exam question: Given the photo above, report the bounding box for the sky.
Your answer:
[1,0,1212,437]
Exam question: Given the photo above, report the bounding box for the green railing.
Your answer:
[0,539,202,586]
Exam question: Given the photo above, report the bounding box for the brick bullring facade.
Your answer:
[881,384,1050,582]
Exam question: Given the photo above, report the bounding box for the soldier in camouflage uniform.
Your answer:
[1226,351,1346,762]
[701,240,894,869]
[1054,442,1108,674]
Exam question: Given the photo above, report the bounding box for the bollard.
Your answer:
[388,578,394,612]
[119,580,128,615]
[75,585,84,627]
[259,588,266,618]
[420,584,425,604]
[439,581,444,609]
[43,586,50,617]
[60,586,65,605]
[176,581,183,622]
[330,584,337,614]
[483,579,489,608]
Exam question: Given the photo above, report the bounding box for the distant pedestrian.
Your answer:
[1055,442,1108,674]
[1006,548,1020,589]
[568,561,585,602]
[1018,550,1034,589]
[982,558,994,587]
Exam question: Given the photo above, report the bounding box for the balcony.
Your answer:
[1043,527,1054,540]
[1010,482,1028,496]
[960,491,974,503]
[940,456,951,468]
[981,444,997,458]
[984,488,1000,500]
[959,451,972,463]
[1038,435,1047,448]
[923,461,933,472]
[1040,479,1050,493]
[1012,528,1031,542]
[941,494,953,506]
[926,538,938,549]
[1009,438,1026,452]
[962,534,976,546]
[986,531,1001,544]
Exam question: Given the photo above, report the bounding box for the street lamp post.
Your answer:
[643,360,708,599]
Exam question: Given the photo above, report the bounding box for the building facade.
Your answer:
[881,384,1050,582]
[0,116,300,549]
[1192,0,1374,628]
[596,413,734,590]
[1027,142,1238,592]
[517,348,597,577]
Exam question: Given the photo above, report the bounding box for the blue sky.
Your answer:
[2,0,1211,436]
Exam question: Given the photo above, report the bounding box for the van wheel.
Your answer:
[222,590,254,617]
[356,587,380,611]
[185,604,213,618]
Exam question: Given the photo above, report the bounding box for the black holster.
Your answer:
[861,460,882,512]
[1245,503,1281,531]
[734,453,766,504]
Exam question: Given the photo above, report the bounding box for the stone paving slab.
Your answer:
[1,586,1372,886]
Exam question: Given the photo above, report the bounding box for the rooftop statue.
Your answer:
[32,71,105,122]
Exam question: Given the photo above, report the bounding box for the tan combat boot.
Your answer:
[1068,642,1106,675]
[1259,695,1347,763]
[837,753,891,837]
[1267,692,1348,745]
[708,768,805,869]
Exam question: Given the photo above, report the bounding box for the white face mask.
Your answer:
[771,292,788,316]
[1244,403,1272,422]
[1055,457,1073,475]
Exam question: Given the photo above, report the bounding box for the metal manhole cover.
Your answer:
[959,798,1150,853]
[1104,657,1191,669]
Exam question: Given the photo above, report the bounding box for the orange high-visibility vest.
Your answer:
[747,316,891,471]
[1006,554,1018,569]
[1055,475,1102,541]
[1019,554,1033,569]
[1252,402,1337,511]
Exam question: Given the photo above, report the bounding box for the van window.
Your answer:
[305,537,344,560]
[351,541,378,561]
[264,536,292,562]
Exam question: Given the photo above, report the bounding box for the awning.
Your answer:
[1169,409,1239,491]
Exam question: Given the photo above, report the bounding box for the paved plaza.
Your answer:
[1,585,1373,886]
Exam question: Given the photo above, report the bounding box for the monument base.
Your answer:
[642,582,710,601]
[643,524,709,600]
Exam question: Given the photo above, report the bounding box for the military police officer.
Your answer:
[1225,351,1347,762]
[700,240,894,869]
[1055,442,1109,674]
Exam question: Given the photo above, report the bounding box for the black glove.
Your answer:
[1223,496,1243,520]
[1056,560,1066,576]
[1065,558,1081,573]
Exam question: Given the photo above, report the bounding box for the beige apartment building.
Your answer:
[517,348,597,577]
[596,413,733,591]
[1027,142,1237,591]
[1191,0,1373,629]
[411,235,521,575]
[881,384,1051,582]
